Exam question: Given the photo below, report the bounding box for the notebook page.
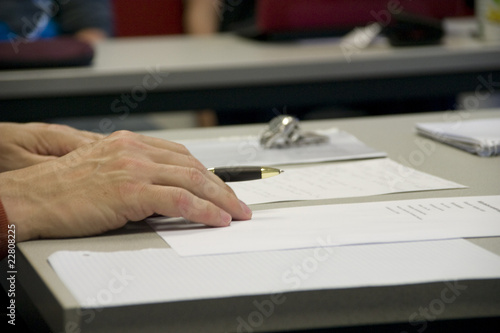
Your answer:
[48,239,500,308]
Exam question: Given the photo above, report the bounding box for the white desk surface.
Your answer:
[6,109,500,333]
[1,18,500,99]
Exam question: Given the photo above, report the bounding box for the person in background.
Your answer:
[182,0,480,124]
[183,0,255,35]
[0,122,252,259]
[183,0,272,126]
[183,0,219,35]
[0,0,113,44]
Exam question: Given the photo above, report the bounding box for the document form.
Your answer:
[226,158,465,204]
[149,196,500,256]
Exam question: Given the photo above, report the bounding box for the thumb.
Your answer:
[36,126,104,157]
[1,147,57,171]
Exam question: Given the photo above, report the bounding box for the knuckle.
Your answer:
[170,188,215,222]
[200,179,223,199]
[114,154,148,171]
[174,142,191,155]
[109,136,133,150]
[186,167,205,186]
[172,188,191,210]
[117,177,140,198]
[45,123,73,132]
[186,154,205,170]
[117,181,151,219]
[110,130,136,138]
[107,134,142,152]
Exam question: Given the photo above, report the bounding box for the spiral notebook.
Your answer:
[416,118,500,157]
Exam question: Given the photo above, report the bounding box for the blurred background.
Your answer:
[1,0,499,132]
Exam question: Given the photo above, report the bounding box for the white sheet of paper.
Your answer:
[147,128,386,166]
[227,159,466,204]
[149,196,500,257]
[48,239,500,308]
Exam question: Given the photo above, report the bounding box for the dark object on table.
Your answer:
[238,0,467,42]
[384,11,444,47]
[0,37,94,70]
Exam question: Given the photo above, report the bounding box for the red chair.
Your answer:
[256,0,473,34]
[112,0,184,37]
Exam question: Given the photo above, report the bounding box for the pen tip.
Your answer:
[280,169,284,174]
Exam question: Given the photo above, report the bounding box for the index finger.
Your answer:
[131,132,193,156]
[145,144,238,195]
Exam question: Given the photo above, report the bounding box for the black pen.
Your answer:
[207,166,284,182]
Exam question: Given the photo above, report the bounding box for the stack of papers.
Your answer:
[416,118,500,156]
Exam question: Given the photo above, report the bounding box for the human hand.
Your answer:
[0,122,103,173]
[0,130,252,242]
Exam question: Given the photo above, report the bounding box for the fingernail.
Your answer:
[240,200,253,218]
[220,210,232,226]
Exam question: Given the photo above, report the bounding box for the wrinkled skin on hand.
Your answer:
[0,129,252,242]
[0,122,103,172]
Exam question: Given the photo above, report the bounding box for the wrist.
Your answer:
[0,198,9,259]
[0,172,34,242]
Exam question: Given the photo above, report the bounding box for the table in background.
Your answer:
[1,19,500,122]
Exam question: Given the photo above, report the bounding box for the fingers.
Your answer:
[114,132,235,190]
[150,164,252,221]
[143,185,234,227]
[30,122,104,141]
[107,130,192,156]
[0,147,57,171]
[106,131,236,193]
[52,123,104,141]
[143,143,235,192]
[17,150,58,166]
[101,131,252,225]
[33,123,105,157]
[119,133,251,221]
[146,145,206,170]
